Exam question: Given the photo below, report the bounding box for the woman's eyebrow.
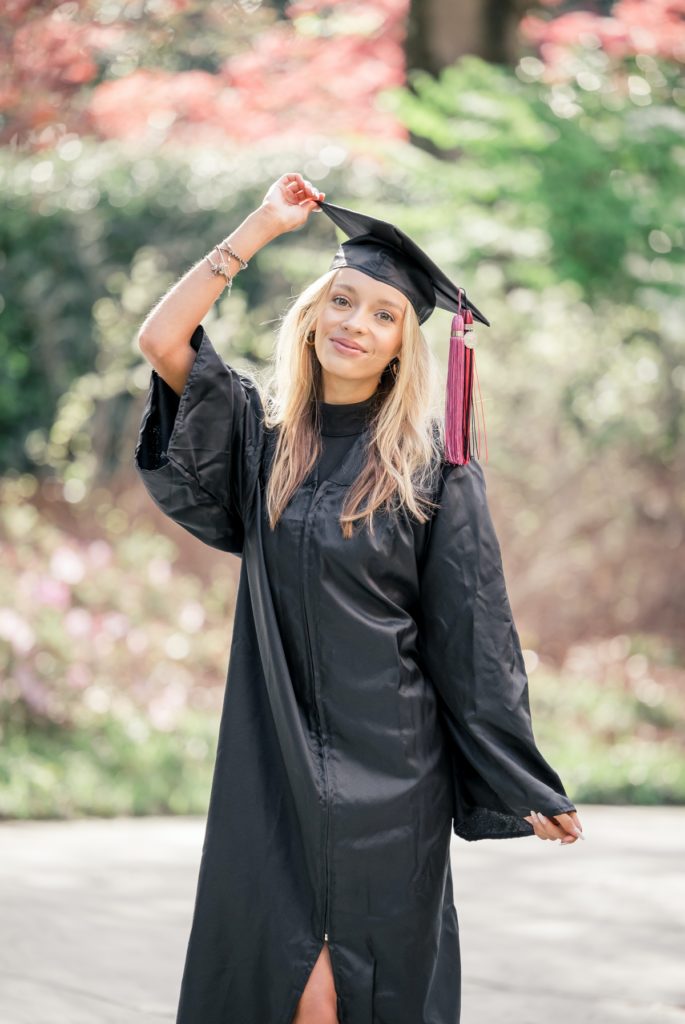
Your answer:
[334,282,405,312]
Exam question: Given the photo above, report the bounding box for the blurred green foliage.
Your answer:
[394,54,685,306]
[0,712,218,819]
[382,52,685,464]
[3,663,684,818]
[532,662,685,807]
[0,139,351,481]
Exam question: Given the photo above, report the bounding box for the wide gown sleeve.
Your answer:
[133,324,264,554]
[417,458,576,841]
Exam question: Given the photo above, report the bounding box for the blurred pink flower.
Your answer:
[64,607,93,638]
[16,666,50,713]
[50,546,85,584]
[32,576,71,610]
[178,601,206,633]
[0,608,35,654]
[66,662,92,690]
[87,69,223,139]
[146,558,172,587]
[12,18,98,89]
[87,539,112,569]
[148,682,188,731]
[102,612,129,639]
[126,628,149,655]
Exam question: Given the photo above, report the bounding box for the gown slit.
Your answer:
[284,937,335,1024]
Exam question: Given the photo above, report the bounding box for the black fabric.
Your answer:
[134,325,575,1023]
[317,199,490,327]
[315,392,377,481]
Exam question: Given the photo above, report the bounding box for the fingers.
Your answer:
[555,810,585,843]
[281,173,325,207]
[524,811,552,840]
[525,809,585,844]
[534,811,571,842]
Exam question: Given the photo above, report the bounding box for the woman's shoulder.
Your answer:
[424,416,482,480]
[419,418,488,522]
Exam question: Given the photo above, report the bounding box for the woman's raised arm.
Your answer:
[133,173,325,553]
[137,174,325,396]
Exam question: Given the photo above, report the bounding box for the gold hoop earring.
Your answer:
[305,330,316,347]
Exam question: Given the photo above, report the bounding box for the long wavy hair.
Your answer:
[259,268,445,538]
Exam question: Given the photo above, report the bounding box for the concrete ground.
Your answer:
[1,805,683,1024]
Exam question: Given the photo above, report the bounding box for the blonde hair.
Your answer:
[260,268,444,539]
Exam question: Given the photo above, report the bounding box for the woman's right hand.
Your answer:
[259,173,326,234]
[523,809,585,844]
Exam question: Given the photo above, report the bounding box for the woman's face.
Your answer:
[312,268,407,402]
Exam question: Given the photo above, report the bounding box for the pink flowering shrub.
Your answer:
[0,474,238,736]
[1,0,408,150]
[522,0,685,78]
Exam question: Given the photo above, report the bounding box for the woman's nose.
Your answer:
[341,313,367,333]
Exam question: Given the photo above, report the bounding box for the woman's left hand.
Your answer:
[523,809,584,844]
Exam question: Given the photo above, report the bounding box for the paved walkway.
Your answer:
[1,805,683,1023]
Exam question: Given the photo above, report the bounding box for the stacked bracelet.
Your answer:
[203,241,249,294]
[217,241,249,271]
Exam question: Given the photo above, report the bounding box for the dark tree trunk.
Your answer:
[406,0,535,74]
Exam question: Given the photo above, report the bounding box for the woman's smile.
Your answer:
[330,335,367,355]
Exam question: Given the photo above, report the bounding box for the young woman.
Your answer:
[134,172,583,1024]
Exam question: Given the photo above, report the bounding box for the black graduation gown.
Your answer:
[134,324,576,1024]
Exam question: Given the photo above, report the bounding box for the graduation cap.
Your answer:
[316,198,489,465]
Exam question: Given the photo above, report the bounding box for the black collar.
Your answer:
[316,392,378,437]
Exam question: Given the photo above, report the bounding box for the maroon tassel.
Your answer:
[444,296,487,465]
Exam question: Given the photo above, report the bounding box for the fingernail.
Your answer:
[536,812,547,821]
[572,826,586,840]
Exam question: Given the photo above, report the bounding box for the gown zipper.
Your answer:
[301,476,332,943]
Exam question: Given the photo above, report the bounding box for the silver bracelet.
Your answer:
[203,239,248,293]
[217,241,248,271]
[203,253,231,292]
[203,245,237,294]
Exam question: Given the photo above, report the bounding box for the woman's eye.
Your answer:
[332,296,393,322]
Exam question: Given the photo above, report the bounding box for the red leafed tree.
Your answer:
[4,1,682,150]
[1,0,113,146]
[521,0,685,74]
[1,0,409,150]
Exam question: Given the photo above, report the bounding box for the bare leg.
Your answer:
[292,940,339,1024]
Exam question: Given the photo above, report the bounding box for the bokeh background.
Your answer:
[1,0,683,820]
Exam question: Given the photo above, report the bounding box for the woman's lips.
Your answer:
[330,337,366,355]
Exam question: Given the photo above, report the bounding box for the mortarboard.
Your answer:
[315,198,488,465]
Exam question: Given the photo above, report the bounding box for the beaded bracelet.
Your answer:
[217,241,248,271]
[203,242,248,294]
